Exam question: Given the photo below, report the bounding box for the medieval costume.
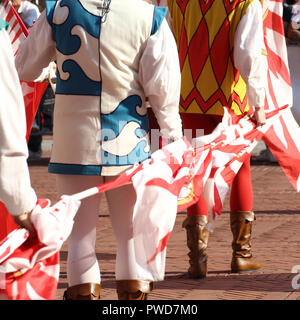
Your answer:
[166,0,266,277]
[15,0,182,299]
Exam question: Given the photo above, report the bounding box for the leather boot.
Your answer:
[116,280,153,300]
[230,211,262,273]
[182,215,209,278]
[63,283,101,300]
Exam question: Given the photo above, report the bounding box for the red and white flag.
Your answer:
[0,197,80,300]
[261,0,300,191]
[0,0,48,141]
[66,114,263,279]
[0,0,27,53]
[69,136,212,280]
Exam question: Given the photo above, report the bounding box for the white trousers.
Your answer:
[56,174,140,286]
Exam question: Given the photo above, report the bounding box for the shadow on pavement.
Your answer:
[155,272,297,293]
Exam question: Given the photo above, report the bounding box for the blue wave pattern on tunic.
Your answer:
[46,1,168,171]
[46,0,101,95]
[101,95,150,165]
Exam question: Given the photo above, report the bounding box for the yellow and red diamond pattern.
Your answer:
[169,0,252,116]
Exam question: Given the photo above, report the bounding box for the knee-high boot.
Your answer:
[182,215,209,278]
[230,211,262,273]
[63,283,101,300]
[116,280,153,300]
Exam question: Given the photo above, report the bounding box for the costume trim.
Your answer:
[0,18,9,31]
[48,162,102,175]
[151,6,167,35]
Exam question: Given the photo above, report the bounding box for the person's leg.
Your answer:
[229,155,262,273]
[183,113,222,217]
[230,154,253,212]
[56,174,102,299]
[105,176,153,300]
[181,114,222,278]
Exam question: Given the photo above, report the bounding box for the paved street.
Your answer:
[28,138,300,301]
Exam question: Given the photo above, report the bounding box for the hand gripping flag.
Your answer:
[0,0,48,239]
[0,197,81,300]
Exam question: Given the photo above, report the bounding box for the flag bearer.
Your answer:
[15,0,182,300]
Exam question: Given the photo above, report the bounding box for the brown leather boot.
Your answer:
[63,283,101,300]
[230,211,262,273]
[182,215,209,278]
[116,280,153,300]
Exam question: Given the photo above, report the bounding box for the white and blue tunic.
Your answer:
[16,0,182,176]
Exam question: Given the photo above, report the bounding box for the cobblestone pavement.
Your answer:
[28,152,300,300]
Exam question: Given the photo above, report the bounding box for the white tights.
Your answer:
[56,174,139,286]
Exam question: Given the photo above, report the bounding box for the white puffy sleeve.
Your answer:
[15,10,56,82]
[0,29,37,216]
[234,0,266,108]
[139,18,183,141]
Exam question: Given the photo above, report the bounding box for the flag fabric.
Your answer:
[22,81,48,141]
[0,196,80,300]
[0,0,27,51]
[201,106,293,226]
[260,0,300,191]
[70,136,212,280]
[0,105,296,294]
[65,109,266,279]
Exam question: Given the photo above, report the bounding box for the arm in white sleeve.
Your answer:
[139,18,182,140]
[15,10,56,82]
[234,0,265,108]
[0,29,37,216]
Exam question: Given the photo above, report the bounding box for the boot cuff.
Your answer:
[231,211,255,222]
[116,280,153,294]
[182,215,208,228]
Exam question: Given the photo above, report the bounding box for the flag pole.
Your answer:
[71,170,135,201]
